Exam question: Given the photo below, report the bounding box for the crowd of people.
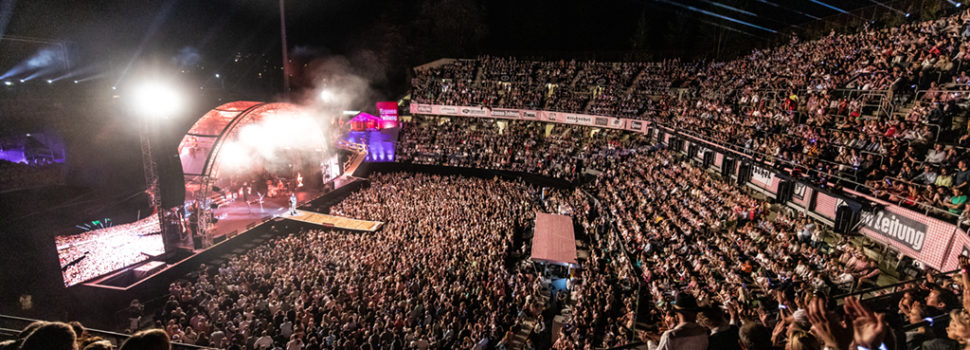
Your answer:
[410,9,970,218]
[0,159,64,192]
[21,5,970,350]
[143,173,553,349]
[0,320,172,350]
[395,115,639,181]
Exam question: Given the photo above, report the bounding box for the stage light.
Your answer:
[214,73,221,78]
[112,86,117,90]
[73,80,78,84]
[319,89,334,102]
[19,79,25,83]
[905,13,910,17]
[129,81,185,118]
[3,81,11,86]
[46,79,53,84]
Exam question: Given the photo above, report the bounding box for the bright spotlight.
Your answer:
[129,81,185,119]
[73,80,78,84]
[905,13,910,17]
[46,79,53,84]
[214,73,221,78]
[3,81,11,86]
[319,89,334,102]
[19,79,24,83]
[111,86,117,90]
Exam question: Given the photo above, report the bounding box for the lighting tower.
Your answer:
[129,81,185,254]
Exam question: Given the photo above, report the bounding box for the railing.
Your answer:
[658,121,875,192]
[832,269,960,301]
[878,176,964,220]
[0,315,215,349]
[335,140,368,176]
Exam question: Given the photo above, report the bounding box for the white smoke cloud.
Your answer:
[216,108,329,176]
[304,55,379,116]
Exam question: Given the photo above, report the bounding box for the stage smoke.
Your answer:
[216,107,330,176]
[305,56,379,117]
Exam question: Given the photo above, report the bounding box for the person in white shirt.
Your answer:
[286,334,303,350]
[254,330,274,349]
[280,320,293,340]
[656,293,709,350]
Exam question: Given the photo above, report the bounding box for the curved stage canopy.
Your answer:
[177,101,325,242]
[178,101,302,196]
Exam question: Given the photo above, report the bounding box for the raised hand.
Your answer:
[844,297,887,349]
[806,296,852,350]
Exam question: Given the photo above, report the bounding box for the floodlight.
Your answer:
[319,89,334,102]
[129,81,185,118]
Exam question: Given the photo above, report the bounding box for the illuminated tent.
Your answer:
[349,112,381,131]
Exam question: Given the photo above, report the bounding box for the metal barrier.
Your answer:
[832,269,960,301]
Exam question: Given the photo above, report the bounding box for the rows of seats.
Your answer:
[410,10,970,220]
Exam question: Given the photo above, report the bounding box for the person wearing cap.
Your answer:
[656,293,709,350]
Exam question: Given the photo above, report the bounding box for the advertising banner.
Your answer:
[751,165,774,188]
[844,188,965,270]
[943,233,970,270]
[629,120,644,132]
[814,192,839,220]
[790,183,814,209]
[859,208,929,252]
[491,109,521,118]
[376,101,399,128]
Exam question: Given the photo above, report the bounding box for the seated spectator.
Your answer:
[120,329,170,350]
[20,321,77,350]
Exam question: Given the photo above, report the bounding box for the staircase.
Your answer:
[570,69,585,89]
[336,140,368,177]
[508,287,551,350]
[473,65,486,88]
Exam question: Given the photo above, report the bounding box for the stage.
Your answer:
[205,189,324,242]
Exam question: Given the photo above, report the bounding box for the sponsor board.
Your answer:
[439,106,459,114]
[595,117,608,126]
[792,182,806,200]
[416,105,433,113]
[752,165,774,186]
[565,114,593,125]
[522,111,538,119]
[460,108,488,116]
[491,109,521,118]
[630,121,643,131]
[609,118,624,128]
[859,209,928,252]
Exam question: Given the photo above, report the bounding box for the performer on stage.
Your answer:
[289,192,298,215]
